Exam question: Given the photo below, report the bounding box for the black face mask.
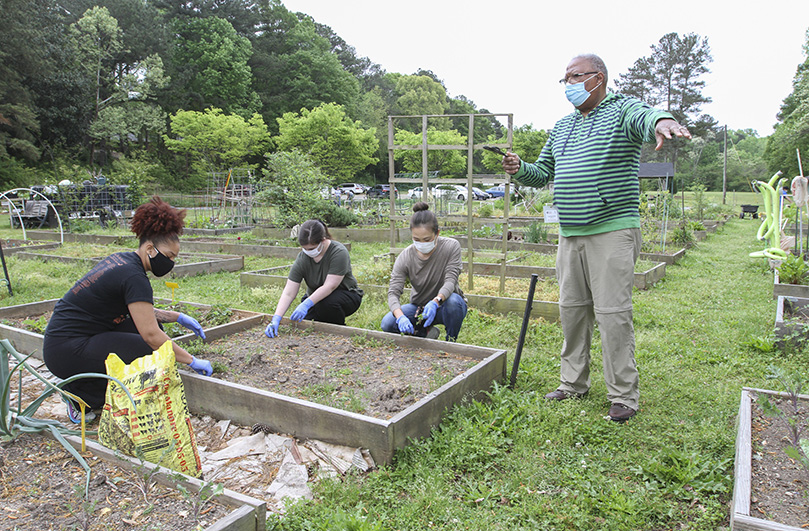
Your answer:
[149,247,175,277]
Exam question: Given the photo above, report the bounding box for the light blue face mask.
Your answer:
[565,74,601,107]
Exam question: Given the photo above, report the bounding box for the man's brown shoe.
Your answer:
[608,403,636,422]
[544,389,587,401]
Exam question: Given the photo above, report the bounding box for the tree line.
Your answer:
[0,0,806,194]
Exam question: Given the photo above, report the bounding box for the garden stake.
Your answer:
[165,281,179,303]
[0,240,12,296]
[510,274,538,389]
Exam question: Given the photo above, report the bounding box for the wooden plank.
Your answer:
[733,390,752,519]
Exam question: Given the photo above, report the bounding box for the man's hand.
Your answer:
[655,119,691,150]
[501,152,522,175]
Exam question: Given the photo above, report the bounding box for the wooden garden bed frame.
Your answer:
[0,299,507,465]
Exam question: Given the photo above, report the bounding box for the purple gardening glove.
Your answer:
[177,313,206,340]
[290,298,314,322]
[422,300,439,327]
[396,315,414,335]
[265,315,282,338]
[188,356,212,376]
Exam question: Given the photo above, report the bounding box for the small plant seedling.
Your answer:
[173,477,225,526]
[65,484,97,531]
[777,253,809,286]
[127,443,175,504]
[22,315,49,335]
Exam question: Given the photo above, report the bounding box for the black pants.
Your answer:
[43,318,155,409]
[303,289,362,325]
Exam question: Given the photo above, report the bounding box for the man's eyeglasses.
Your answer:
[559,72,598,85]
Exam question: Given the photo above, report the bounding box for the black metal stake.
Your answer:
[0,241,12,296]
[509,273,538,389]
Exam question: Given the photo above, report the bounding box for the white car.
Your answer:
[408,187,425,199]
[432,184,468,201]
[337,183,365,195]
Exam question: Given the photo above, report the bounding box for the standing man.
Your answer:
[502,54,691,422]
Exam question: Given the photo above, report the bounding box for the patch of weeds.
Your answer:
[201,304,233,327]
[125,443,175,504]
[351,332,395,350]
[210,360,229,374]
[22,315,48,334]
[173,476,225,528]
[64,484,97,531]
[743,333,776,353]
[671,225,696,247]
[524,220,550,244]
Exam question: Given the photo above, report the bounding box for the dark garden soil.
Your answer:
[750,396,809,527]
[0,434,231,531]
[195,325,478,419]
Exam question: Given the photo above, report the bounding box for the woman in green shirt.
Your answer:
[265,219,363,337]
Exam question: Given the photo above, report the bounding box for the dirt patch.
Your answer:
[750,396,809,527]
[191,325,477,419]
[0,434,232,531]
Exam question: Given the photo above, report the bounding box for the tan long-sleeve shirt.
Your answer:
[387,236,464,312]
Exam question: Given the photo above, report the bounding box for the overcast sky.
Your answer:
[283,0,809,137]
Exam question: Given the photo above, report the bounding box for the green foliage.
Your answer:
[688,182,708,221]
[524,220,549,244]
[671,225,696,247]
[477,203,493,217]
[174,476,225,527]
[170,16,260,117]
[393,129,467,175]
[274,103,379,182]
[481,125,549,172]
[256,150,332,228]
[164,108,271,179]
[22,315,48,334]
[686,220,705,231]
[319,202,359,228]
[777,253,809,285]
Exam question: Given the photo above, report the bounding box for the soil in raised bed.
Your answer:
[0,433,232,531]
[751,396,809,527]
[190,324,478,419]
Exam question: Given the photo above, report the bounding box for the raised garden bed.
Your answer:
[1,433,266,530]
[180,237,350,259]
[454,235,687,266]
[773,296,809,346]
[240,267,561,322]
[0,300,507,465]
[254,226,412,243]
[13,250,244,278]
[23,229,129,245]
[732,387,809,530]
[0,238,61,255]
[773,270,809,300]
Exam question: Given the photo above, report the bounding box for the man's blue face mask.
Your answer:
[565,74,601,107]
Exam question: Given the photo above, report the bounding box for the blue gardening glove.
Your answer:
[189,356,212,376]
[422,300,439,327]
[396,314,414,335]
[290,298,314,322]
[177,313,206,340]
[265,315,282,338]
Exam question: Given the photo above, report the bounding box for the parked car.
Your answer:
[337,183,365,194]
[486,184,507,198]
[407,186,425,200]
[470,187,491,200]
[432,184,468,201]
[368,184,398,199]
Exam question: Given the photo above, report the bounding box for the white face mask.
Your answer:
[413,238,436,254]
[302,242,323,258]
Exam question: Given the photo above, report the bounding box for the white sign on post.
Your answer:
[543,204,559,223]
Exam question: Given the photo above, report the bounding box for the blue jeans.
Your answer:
[380,293,468,341]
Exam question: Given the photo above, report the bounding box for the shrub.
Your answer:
[524,220,549,243]
[477,203,493,217]
[319,201,358,227]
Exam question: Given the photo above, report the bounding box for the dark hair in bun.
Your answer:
[130,196,186,246]
[410,201,438,234]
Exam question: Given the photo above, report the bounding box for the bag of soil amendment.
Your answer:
[99,340,202,478]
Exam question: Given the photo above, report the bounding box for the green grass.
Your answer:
[0,217,801,530]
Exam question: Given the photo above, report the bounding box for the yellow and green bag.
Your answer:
[99,340,201,478]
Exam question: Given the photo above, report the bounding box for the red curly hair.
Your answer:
[130,196,186,245]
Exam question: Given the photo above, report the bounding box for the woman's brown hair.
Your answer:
[297,219,331,246]
[410,202,438,234]
[130,196,186,246]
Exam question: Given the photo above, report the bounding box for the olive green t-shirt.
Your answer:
[289,240,363,297]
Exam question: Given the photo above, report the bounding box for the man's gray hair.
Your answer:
[575,54,608,83]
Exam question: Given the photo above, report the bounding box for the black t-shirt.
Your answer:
[45,252,154,338]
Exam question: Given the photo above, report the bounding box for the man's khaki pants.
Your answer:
[555,228,641,409]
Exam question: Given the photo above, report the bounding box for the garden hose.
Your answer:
[750,171,787,260]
